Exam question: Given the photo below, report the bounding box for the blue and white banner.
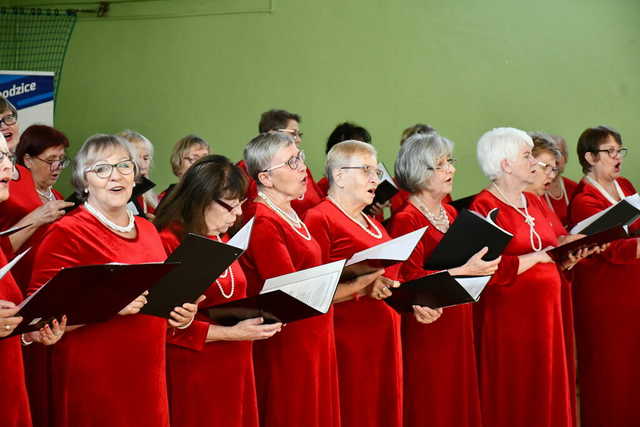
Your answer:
[0,71,55,132]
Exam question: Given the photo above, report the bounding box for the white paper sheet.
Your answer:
[228,217,254,250]
[345,226,427,267]
[0,248,30,281]
[455,275,491,301]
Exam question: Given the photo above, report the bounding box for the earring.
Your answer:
[84,188,89,194]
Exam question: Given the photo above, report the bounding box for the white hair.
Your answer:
[476,127,533,181]
[325,140,377,187]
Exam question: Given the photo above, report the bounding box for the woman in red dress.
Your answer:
[568,126,640,427]
[239,109,323,225]
[158,134,210,204]
[240,131,341,427]
[542,134,578,227]
[305,140,442,427]
[388,132,499,427]
[470,127,573,427]
[0,132,65,427]
[155,154,282,427]
[29,134,198,427]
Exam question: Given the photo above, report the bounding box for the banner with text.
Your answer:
[0,71,55,134]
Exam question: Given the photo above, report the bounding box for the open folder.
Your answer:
[570,193,640,235]
[141,219,254,318]
[0,223,32,237]
[0,248,30,281]
[363,163,398,215]
[340,226,428,281]
[425,208,512,270]
[7,262,179,337]
[547,225,629,264]
[385,271,491,311]
[206,259,346,325]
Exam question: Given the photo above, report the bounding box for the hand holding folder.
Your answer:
[547,226,628,265]
[7,262,180,337]
[570,193,640,235]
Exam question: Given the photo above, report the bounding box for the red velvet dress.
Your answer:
[159,226,258,427]
[568,177,640,427]
[316,176,329,197]
[388,202,483,427]
[28,208,170,427]
[237,160,323,224]
[240,203,340,427]
[0,249,32,427]
[0,165,63,290]
[470,190,571,427]
[305,199,403,427]
[544,176,578,228]
[538,195,577,427]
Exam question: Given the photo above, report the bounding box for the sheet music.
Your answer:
[455,275,490,301]
[346,226,427,267]
[0,248,30,281]
[228,217,254,250]
[260,260,346,313]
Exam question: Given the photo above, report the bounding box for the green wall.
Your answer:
[6,0,640,196]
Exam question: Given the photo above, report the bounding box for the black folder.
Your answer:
[206,290,326,325]
[547,226,629,264]
[570,195,640,235]
[364,163,399,215]
[207,259,345,325]
[385,271,489,311]
[141,233,244,318]
[449,194,477,212]
[0,223,32,236]
[9,262,179,336]
[425,208,512,270]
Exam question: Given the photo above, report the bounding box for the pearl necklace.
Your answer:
[412,198,449,233]
[544,178,568,209]
[213,235,235,299]
[258,191,312,241]
[84,202,135,233]
[327,196,383,239]
[492,184,542,251]
[585,175,624,205]
[37,187,55,202]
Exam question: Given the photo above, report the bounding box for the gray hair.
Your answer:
[395,132,454,193]
[326,140,377,187]
[118,129,154,171]
[476,127,533,181]
[243,132,295,182]
[72,134,137,199]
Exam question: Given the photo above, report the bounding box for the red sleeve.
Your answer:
[388,212,438,282]
[570,191,639,264]
[0,236,13,258]
[304,209,331,264]
[470,194,520,286]
[248,217,297,282]
[167,315,210,351]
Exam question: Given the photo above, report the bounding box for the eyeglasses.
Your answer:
[0,151,16,165]
[33,156,70,171]
[277,128,303,139]
[85,160,135,179]
[340,165,384,180]
[262,150,306,173]
[216,198,246,213]
[536,161,559,175]
[427,157,457,171]
[593,147,628,159]
[0,113,17,128]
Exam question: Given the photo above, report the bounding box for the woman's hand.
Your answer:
[413,305,443,324]
[369,276,400,300]
[449,247,500,276]
[118,291,149,316]
[517,250,553,274]
[28,200,74,227]
[0,300,22,338]
[209,317,283,342]
[334,269,385,302]
[169,295,206,329]
[561,245,601,270]
[368,202,385,218]
[25,316,68,345]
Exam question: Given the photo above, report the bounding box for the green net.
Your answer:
[0,7,77,98]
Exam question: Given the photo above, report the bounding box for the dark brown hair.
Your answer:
[15,125,70,165]
[154,155,247,239]
[258,109,301,133]
[577,125,622,174]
